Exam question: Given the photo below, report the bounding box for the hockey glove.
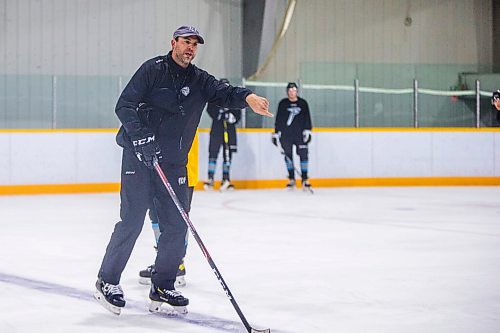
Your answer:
[224,112,237,124]
[132,132,162,169]
[492,90,500,110]
[271,132,281,146]
[302,130,312,144]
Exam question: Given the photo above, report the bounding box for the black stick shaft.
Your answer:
[153,160,254,333]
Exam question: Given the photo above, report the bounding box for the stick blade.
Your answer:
[251,329,271,333]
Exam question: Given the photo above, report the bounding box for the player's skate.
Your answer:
[203,178,214,190]
[139,265,154,285]
[219,179,235,192]
[286,178,296,191]
[149,284,189,315]
[302,179,313,194]
[139,264,186,287]
[94,278,126,315]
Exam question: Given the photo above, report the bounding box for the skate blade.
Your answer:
[175,276,186,288]
[303,187,314,194]
[203,184,214,191]
[149,300,188,315]
[94,290,121,315]
[138,276,151,285]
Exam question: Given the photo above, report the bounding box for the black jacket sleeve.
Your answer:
[115,58,160,140]
[201,72,253,110]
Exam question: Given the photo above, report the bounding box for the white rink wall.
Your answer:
[202,130,500,181]
[0,130,499,187]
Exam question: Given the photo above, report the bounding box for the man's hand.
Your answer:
[246,93,272,117]
[132,133,162,169]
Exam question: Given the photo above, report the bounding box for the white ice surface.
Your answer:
[0,187,500,333]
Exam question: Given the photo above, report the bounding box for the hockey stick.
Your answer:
[223,120,230,166]
[220,120,234,191]
[152,158,270,333]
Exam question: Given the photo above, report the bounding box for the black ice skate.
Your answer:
[94,278,126,315]
[149,284,189,314]
[139,264,186,287]
[203,178,214,190]
[286,178,296,190]
[219,179,235,192]
[139,265,154,285]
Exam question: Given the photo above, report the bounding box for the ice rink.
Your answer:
[0,186,499,333]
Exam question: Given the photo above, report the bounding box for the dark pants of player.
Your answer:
[149,187,193,269]
[98,148,189,290]
[208,135,233,181]
[280,136,309,180]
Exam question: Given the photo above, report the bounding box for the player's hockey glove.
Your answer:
[271,132,281,146]
[492,90,500,103]
[223,112,237,124]
[491,89,500,110]
[302,129,312,144]
[132,132,162,169]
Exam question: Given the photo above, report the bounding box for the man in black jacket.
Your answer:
[272,82,312,190]
[95,26,271,315]
[204,79,242,191]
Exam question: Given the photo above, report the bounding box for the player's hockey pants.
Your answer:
[98,148,190,289]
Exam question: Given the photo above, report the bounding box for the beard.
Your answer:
[173,49,193,67]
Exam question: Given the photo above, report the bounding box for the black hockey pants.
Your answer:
[98,148,189,289]
[280,135,309,180]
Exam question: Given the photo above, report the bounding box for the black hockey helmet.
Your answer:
[220,78,230,85]
[287,82,298,90]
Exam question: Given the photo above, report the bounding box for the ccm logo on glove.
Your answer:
[133,135,156,146]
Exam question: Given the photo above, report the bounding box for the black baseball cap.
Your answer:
[220,78,229,84]
[173,26,205,44]
[287,82,298,90]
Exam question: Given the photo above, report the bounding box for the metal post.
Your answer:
[354,79,359,128]
[241,78,247,128]
[475,79,480,128]
[52,75,57,129]
[413,79,418,128]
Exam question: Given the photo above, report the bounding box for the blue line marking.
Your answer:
[0,272,281,333]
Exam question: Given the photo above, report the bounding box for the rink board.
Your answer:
[1,128,499,194]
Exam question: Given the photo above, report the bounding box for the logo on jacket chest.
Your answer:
[181,86,190,96]
[286,105,302,126]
